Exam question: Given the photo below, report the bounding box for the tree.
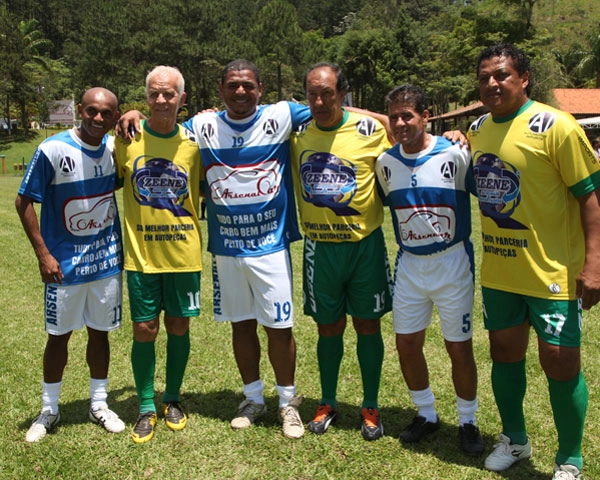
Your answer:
[252,0,304,102]
[573,29,600,88]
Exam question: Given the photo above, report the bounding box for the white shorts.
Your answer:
[393,243,474,342]
[212,249,294,329]
[44,273,123,336]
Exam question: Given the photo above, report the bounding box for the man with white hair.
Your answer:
[115,66,204,444]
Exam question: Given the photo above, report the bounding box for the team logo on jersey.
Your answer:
[299,151,359,216]
[440,161,457,180]
[397,207,454,246]
[131,156,191,217]
[200,122,214,140]
[184,127,197,143]
[60,156,76,175]
[380,165,392,186]
[469,114,489,132]
[263,118,279,136]
[528,112,555,134]
[208,159,281,206]
[473,153,527,230]
[64,191,117,237]
[295,121,310,134]
[356,117,377,137]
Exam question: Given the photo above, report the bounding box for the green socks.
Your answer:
[317,333,344,409]
[548,371,587,470]
[491,359,527,444]
[357,331,384,409]
[163,331,190,403]
[131,339,156,413]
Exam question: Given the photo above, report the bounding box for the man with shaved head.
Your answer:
[16,87,125,442]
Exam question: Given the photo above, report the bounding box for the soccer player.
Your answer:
[16,87,125,442]
[469,43,600,479]
[115,66,203,444]
[375,84,483,455]
[290,63,392,441]
[118,59,311,439]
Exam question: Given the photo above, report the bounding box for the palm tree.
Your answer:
[574,29,600,88]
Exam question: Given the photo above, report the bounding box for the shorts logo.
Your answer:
[473,153,527,230]
[299,151,358,216]
[64,192,117,236]
[60,156,76,175]
[132,156,191,217]
[356,117,376,137]
[45,285,58,326]
[528,112,555,134]
[263,118,279,136]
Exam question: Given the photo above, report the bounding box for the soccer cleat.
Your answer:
[459,423,485,456]
[162,401,187,431]
[308,404,337,435]
[399,415,440,443]
[361,407,384,441]
[279,396,304,439]
[484,433,532,471]
[553,464,582,480]
[230,399,266,430]
[131,412,157,444]
[25,411,60,443]
[89,407,125,433]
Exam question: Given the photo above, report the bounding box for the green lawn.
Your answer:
[1,171,599,479]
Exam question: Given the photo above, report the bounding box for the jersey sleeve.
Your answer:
[287,102,312,130]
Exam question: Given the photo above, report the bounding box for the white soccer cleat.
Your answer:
[231,399,266,429]
[279,396,304,439]
[553,463,582,480]
[89,406,125,433]
[25,411,60,442]
[484,433,532,471]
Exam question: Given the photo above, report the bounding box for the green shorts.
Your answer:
[482,287,582,347]
[303,227,393,324]
[127,271,201,322]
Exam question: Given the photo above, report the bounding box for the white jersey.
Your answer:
[183,102,311,257]
[18,129,122,285]
[376,136,475,256]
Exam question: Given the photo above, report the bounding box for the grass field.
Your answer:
[1,165,599,479]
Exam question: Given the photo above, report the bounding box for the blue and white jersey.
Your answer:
[184,101,311,257]
[375,136,474,256]
[19,129,122,285]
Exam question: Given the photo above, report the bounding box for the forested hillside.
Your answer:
[1,0,598,128]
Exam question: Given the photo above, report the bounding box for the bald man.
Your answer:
[17,87,126,442]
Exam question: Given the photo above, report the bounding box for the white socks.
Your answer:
[243,379,265,405]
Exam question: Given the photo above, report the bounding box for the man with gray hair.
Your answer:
[115,66,204,444]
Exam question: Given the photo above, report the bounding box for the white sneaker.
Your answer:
[553,464,582,480]
[89,407,125,433]
[279,396,304,439]
[484,433,532,471]
[231,399,266,429]
[25,411,60,442]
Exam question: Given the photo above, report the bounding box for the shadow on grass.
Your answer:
[17,388,547,478]
[385,413,547,480]
[0,129,39,152]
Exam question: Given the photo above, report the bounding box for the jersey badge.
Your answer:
[473,153,527,230]
[299,151,358,216]
[131,156,191,217]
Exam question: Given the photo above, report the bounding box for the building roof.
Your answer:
[552,89,600,117]
[431,89,600,124]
